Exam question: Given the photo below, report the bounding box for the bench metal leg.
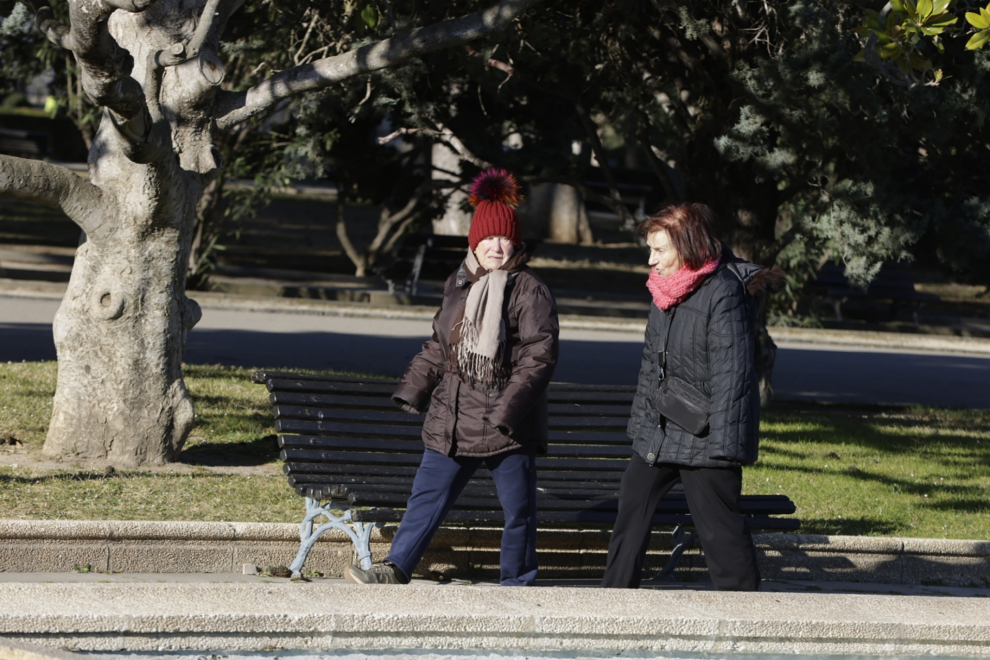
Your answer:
[658,523,699,581]
[288,497,379,579]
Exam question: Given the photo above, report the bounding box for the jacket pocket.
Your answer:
[655,376,711,436]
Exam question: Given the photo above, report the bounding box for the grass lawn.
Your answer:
[1,361,988,539]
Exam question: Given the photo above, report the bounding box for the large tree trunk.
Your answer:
[44,132,201,465]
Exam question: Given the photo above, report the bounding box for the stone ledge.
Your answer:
[1,583,988,656]
[1,521,988,586]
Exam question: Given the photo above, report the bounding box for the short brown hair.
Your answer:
[637,203,722,269]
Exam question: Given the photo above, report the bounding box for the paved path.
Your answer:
[0,573,987,658]
[3,295,990,407]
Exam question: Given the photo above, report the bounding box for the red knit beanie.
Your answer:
[468,168,523,251]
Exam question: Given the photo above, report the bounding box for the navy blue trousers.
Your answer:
[385,446,538,586]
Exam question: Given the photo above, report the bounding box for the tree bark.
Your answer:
[546,184,593,245]
[42,105,203,467]
[431,141,472,235]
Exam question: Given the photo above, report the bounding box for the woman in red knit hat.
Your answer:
[346,168,560,586]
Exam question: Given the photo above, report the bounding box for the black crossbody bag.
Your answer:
[655,307,712,435]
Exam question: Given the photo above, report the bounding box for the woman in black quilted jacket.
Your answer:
[600,203,782,591]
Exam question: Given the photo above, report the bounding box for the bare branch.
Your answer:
[429,118,494,170]
[0,156,112,242]
[216,0,541,130]
[379,127,430,145]
[26,0,146,118]
[32,4,73,49]
[155,0,224,66]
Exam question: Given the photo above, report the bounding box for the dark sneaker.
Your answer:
[345,562,401,585]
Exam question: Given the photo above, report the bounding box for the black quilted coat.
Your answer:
[392,262,559,458]
[628,257,769,468]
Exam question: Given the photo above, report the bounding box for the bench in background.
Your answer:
[810,261,939,324]
[252,371,800,581]
[375,233,470,296]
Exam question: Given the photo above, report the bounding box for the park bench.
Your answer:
[0,128,47,160]
[810,261,939,324]
[376,233,471,296]
[252,370,800,581]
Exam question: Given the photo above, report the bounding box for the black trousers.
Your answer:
[600,452,761,591]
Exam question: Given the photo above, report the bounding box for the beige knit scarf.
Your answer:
[453,249,526,388]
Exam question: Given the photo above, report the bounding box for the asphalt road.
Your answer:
[3,295,989,408]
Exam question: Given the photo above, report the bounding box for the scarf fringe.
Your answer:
[455,316,510,388]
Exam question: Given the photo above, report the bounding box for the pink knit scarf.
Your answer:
[646,256,721,310]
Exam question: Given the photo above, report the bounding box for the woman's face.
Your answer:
[647,229,683,278]
[474,236,515,270]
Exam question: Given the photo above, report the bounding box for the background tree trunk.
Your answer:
[431,142,472,235]
[528,183,594,244]
[547,183,593,244]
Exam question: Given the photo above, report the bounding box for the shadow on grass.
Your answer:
[793,517,906,536]
[178,434,280,467]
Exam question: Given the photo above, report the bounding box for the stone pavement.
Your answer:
[0,571,989,658]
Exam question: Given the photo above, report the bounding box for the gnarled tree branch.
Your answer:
[27,0,148,119]
[0,156,112,242]
[215,0,541,130]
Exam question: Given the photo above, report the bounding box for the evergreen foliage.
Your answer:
[2,0,989,318]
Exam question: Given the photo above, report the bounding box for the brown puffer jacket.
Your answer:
[392,261,559,457]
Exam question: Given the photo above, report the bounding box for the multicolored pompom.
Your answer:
[469,168,522,208]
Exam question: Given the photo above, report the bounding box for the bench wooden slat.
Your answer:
[347,508,801,529]
[274,405,424,424]
[283,461,420,477]
[547,391,634,403]
[275,404,630,429]
[275,419,423,437]
[278,429,634,446]
[276,408,628,430]
[288,474,628,496]
[346,492,796,516]
[282,462,626,485]
[255,372,398,385]
[271,392,399,408]
[271,393,631,416]
[278,434,631,459]
[344,485,795,514]
[258,370,637,392]
[267,379,398,395]
[280,447,632,472]
[548,403,632,416]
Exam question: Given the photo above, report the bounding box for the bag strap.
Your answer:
[659,306,676,382]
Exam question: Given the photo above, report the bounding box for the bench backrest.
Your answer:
[255,371,799,529]
[812,261,935,299]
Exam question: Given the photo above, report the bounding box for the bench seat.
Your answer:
[253,370,800,580]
